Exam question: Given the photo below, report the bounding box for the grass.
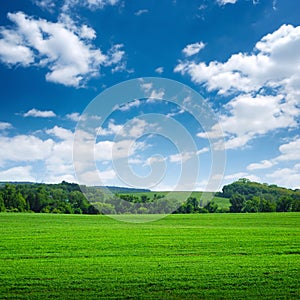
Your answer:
[0,213,299,299]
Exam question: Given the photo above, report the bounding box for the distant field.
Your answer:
[117,191,231,209]
[0,213,299,299]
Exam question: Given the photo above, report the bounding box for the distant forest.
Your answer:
[0,179,299,214]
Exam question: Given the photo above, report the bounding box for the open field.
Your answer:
[0,213,299,299]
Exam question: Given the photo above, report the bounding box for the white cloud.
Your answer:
[266,167,300,189]
[155,67,164,74]
[80,24,96,40]
[122,118,150,138]
[0,12,125,87]
[169,152,194,164]
[97,118,151,139]
[66,112,81,121]
[140,82,153,92]
[139,79,166,101]
[197,147,209,155]
[247,160,275,171]
[33,0,56,11]
[95,139,145,161]
[128,157,143,165]
[62,0,119,11]
[217,0,238,5]
[244,138,300,187]
[135,9,149,16]
[177,24,300,149]
[166,108,185,118]
[23,108,56,118]
[0,29,34,66]
[0,122,13,130]
[144,156,166,166]
[0,166,36,182]
[276,138,300,161]
[46,126,74,141]
[149,89,165,100]
[221,94,295,149]
[115,99,141,112]
[78,168,117,186]
[0,135,54,167]
[182,41,205,57]
[169,148,208,164]
[224,172,260,182]
[176,24,300,96]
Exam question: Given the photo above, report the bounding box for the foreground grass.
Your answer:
[0,213,299,299]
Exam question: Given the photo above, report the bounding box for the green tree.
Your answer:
[140,195,150,203]
[242,196,260,213]
[2,184,26,212]
[0,193,6,212]
[204,201,218,213]
[277,196,293,212]
[68,191,89,213]
[230,194,246,213]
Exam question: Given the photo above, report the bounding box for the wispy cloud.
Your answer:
[217,0,238,6]
[66,112,81,122]
[134,9,149,16]
[155,67,164,74]
[0,122,13,130]
[182,41,205,57]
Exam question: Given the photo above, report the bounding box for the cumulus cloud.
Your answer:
[46,126,74,141]
[23,108,56,118]
[266,166,300,189]
[176,24,300,96]
[0,122,13,130]
[0,135,54,167]
[66,112,81,121]
[176,24,300,149]
[0,12,125,87]
[182,41,205,57]
[0,166,36,182]
[275,138,300,161]
[0,122,139,184]
[246,138,299,172]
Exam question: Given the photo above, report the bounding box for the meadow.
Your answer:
[0,213,299,299]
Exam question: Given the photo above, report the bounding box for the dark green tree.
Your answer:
[0,193,6,212]
[230,194,246,212]
[277,196,293,212]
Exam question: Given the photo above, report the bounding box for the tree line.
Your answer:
[0,179,299,214]
[0,181,96,214]
[218,178,300,212]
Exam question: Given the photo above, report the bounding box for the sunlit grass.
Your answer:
[0,213,299,299]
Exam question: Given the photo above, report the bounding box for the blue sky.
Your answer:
[0,0,299,190]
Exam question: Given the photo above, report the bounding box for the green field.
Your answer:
[117,191,230,210]
[0,213,299,299]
